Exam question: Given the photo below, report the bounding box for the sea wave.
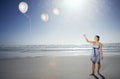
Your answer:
[0,43,120,59]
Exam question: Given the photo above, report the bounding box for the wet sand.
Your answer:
[0,55,120,79]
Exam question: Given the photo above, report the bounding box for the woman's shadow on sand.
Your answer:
[91,74,105,79]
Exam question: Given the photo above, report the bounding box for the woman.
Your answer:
[83,34,103,75]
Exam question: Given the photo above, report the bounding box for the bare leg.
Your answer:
[91,62,95,75]
[98,62,101,74]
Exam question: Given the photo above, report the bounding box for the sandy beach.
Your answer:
[0,55,120,79]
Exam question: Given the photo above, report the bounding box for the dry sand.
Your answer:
[0,55,120,79]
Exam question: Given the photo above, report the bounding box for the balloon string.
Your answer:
[24,14,32,35]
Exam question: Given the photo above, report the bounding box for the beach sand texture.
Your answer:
[0,56,120,79]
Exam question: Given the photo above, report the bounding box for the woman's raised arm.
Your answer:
[83,34,94,44]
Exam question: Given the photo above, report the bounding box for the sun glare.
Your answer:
[63,0,88,10]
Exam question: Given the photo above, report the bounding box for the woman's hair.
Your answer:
[96,35,100,41]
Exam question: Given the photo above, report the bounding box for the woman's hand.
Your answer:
[83,34,86,37]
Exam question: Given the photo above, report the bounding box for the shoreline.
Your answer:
[0,50,120,60]
[0,53,120,60]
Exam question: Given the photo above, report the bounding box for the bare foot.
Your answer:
[98,71,100,75]
[90,73,94,76]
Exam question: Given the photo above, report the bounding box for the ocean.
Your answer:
[0,43,120,59]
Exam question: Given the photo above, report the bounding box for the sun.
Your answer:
[62,0,89,10]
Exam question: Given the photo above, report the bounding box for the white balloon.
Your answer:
[19,2,28,14]
[41,13,49,22]
[53,8,60,16]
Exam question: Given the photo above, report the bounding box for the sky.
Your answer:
[0,0,120,45]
